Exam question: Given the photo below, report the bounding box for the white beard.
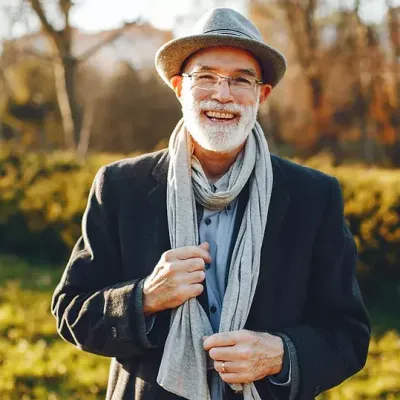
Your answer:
[181,81,260,153]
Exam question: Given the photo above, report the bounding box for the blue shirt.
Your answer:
[197,172,290,400]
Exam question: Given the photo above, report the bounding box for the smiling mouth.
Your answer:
[203,110,238,122]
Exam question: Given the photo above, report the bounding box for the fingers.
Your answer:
[208,345,237,361]
[199,242,209,250]
[181,283,204,299]
[185,270,206,284]
[163,258,205,283]
[219,373,249,384]
[182,257,207,272]
[215,360,229,373]
[214,360,247,373]
[164,258,206,277]
[214,361,251,384]
[165,245,211,263]
[203,332,240,351]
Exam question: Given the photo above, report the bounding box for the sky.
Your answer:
[0,0,398,40]
[67,0,400,33]
[71,0,192,32]
[70,0,248,33]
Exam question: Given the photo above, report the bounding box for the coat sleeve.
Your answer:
[281,177,371,399]
[51,165,156,359]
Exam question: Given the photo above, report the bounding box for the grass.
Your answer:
[0,254,399,399]
[0,255,109,399]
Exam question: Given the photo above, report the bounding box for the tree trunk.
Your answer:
[387,5,400,165]
[77,100,94,160]
[53,56,79,150]
[388,6,400,106]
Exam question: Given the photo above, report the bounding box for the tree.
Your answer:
[386,2,400,165]
[340,0,377,164]
[250,0,336,156]
[25,0,130,153]
[250,0,397,164]
[91,63,181,153]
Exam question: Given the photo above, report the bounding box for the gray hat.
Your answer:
[155,8,287,88]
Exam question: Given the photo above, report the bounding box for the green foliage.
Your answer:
[318,331,400,400]
[0,147,124,261]
[1,149,399,286]
[0,255,109,399]
[302,155,400,285]
[0,255,399,399]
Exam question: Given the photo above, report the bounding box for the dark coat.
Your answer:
[51,149,370,400]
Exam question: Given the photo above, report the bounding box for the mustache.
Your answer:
[197,100,247,115]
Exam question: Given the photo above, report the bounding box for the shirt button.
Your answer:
[210,305,217,314]
[205,263,210,270]
[205,218,212,225]
[227,204,231,211]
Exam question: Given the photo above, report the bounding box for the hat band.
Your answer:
[203,28,253,40]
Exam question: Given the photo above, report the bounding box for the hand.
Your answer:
[203,330,284,384]
[143,242,211,315]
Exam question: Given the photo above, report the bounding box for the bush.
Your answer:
[0,148,122,262]
[318,331,400,400]
[302,155,400,286]
[1,149,399,283]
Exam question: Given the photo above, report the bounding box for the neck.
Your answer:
[192,140,245,183]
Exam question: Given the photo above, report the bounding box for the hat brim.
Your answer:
[155,34,287,88]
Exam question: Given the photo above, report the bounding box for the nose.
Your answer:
[211,79,234,103]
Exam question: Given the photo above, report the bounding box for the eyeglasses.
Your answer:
[182,71,263,94]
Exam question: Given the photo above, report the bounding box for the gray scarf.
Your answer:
[157,119,274,400]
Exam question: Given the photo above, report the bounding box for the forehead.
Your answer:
[183,46,262,77]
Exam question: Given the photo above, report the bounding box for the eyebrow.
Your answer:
[192,65,258,78]
[236,68,258,77]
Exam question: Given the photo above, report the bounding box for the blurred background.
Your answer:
[0,0,399,398]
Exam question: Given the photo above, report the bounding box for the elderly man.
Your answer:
[52,7,370,400]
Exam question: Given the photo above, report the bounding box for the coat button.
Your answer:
[111,326,118,339]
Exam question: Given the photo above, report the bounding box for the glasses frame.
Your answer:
[181,71,263,93]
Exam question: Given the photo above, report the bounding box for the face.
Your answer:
[171,46,272,153]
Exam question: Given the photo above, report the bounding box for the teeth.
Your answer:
[205,111,235,119]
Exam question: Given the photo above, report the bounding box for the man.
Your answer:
[52,8,370,400]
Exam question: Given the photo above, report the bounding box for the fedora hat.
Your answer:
[155,7,287,88]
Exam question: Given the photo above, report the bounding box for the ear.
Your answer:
[259,84,272,104]
[170,75,183,99]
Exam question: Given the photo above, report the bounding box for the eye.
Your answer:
[233,76,253,85]
[196,73,217,81]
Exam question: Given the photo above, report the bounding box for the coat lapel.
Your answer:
[258,155,291,281]
[148,150,171,253]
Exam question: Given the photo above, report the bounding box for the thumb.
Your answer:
[199,242,209,250]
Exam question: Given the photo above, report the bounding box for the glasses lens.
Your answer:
[192,72,219,89]
[231,76,257,92]
[189,72,258,93]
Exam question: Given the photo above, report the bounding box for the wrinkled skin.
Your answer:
[204,330,284,384]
